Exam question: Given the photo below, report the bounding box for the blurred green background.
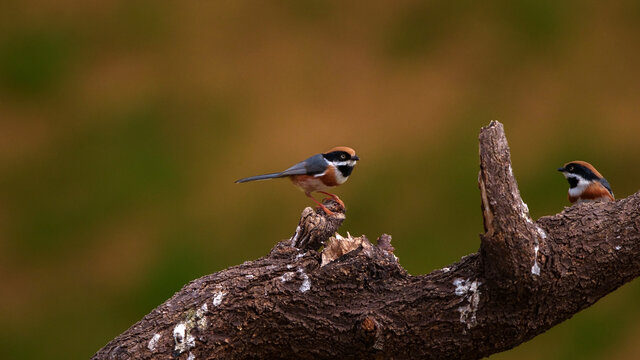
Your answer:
[1,1,640,359]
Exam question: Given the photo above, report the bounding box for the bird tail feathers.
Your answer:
[235,172,287,183]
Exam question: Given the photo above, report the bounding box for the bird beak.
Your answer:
[557,167,565,172]
[352,155,360,161]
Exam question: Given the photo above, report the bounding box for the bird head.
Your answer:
[323,146,359,178]
[557,160,603,188]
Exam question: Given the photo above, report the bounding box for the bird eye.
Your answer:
[568,165,574,171]
[340,154,347,160]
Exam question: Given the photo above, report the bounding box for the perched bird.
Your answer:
[557,161,614,204]
[236,146,360,215]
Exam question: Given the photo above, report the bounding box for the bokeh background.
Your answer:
[1,1,640,359]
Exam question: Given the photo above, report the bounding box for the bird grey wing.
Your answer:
[279,154,327,176]
[235,154,327,183]
[599,177,614,196]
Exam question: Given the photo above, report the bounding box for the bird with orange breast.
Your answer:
[236,146,360,215]
[557,161,614,204]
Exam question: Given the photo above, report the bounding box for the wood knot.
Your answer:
[361,316,377,333]
[357,316,384,351]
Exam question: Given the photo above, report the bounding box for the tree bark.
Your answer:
[93,121,640,360]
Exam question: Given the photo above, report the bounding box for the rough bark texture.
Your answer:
[93,121,640,360]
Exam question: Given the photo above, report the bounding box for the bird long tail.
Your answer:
[235,172,287,183]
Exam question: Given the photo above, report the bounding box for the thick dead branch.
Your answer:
[93,121,640,360]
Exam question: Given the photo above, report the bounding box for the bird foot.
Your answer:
[318,192,345,208]
[306,192,345,216]
[316,203,335,216]
[316,198,345,216]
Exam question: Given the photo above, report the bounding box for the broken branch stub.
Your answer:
[478,121,545,283]
[290,199,345,250]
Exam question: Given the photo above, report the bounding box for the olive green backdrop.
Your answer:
[1,1,640,359]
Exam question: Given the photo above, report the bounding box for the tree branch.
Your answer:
[93,121,640,360]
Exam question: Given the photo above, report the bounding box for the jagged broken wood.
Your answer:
[93,121,640,360]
